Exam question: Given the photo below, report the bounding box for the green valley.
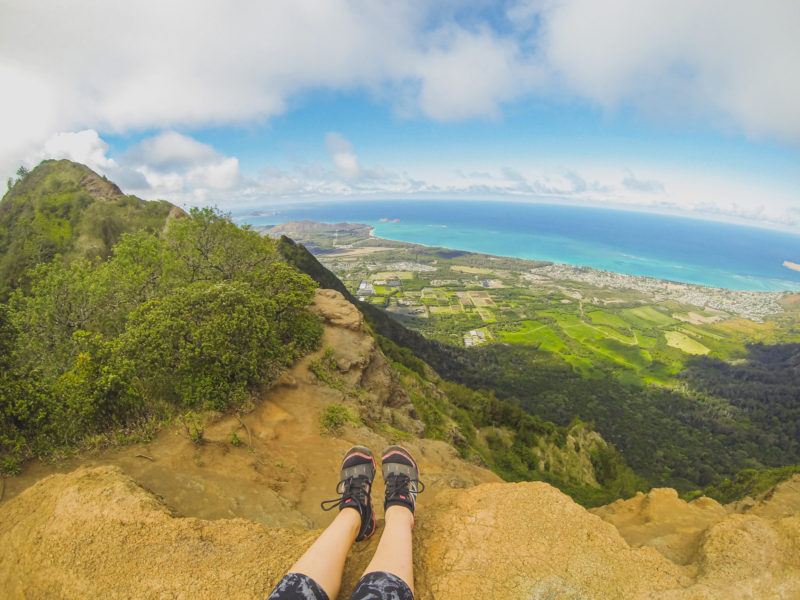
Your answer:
[268,221,800,492]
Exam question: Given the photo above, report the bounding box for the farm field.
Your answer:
[310,227,800,385]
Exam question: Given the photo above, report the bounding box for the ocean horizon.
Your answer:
[237,200,800,292]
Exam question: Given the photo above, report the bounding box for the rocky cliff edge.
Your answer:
[1,290,799,599]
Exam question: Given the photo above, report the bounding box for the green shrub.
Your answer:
[310,347,344,390]
[320,405,356,435]
[1,456,21,476]
[0,207,322,468]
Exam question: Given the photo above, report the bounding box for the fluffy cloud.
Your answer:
[27,130,242,204]
[33,130,117,172]
[325,132,362,179]
[2,0,798,180]
[0,0,800,166]
[125,131,219,171]
[414,26,538,120]
[1,1,797,229]
[622,171,665,194]
[122,132,241,200]
[535,0,800,142]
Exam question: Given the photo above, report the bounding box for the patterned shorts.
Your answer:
[267,571,414,600]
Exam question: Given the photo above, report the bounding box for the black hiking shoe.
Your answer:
[320,446,376,541]
[381,445,424,520]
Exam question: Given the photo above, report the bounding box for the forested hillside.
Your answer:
[0,162,321,474]
[0,160,177,300]
[280,240,800,493]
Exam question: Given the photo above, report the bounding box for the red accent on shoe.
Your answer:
[381,447,420,475]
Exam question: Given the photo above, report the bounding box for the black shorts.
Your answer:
[267,571,414,600]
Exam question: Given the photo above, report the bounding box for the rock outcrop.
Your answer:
[3,467,799,599]
[309,288,423,434]
[0,466,315,599]
[592,479,800,598]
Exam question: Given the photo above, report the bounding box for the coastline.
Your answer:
[245,206,800,292]
[313,228,792,322]
[367,226,800,294]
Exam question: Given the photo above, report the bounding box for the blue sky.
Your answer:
[2,0,799,229]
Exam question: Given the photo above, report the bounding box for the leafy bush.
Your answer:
[319,404,356,435]
[0,207,322,466]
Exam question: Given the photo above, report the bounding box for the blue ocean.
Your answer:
[237,200,800,292]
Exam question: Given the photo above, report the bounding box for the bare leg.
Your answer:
[289,507,361,599]
[361,505,415,594]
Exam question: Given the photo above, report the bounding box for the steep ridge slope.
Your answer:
[2,290,799,598]
[0,159,181,299]
[279,238,647,504]
[1,289,494,523]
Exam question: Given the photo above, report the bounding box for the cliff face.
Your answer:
[3,466,799,599]
[1,289,799,599]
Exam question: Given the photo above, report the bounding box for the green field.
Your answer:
[623,305,678,327]
[373,285,399,295]
[664,331,710,355]
[587,310,630,330]
[499,320,568,352]
[371,271,415,279]
[325,241,800,385]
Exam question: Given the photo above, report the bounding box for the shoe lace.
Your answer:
[320,475,372,512]
[384,473,425,501]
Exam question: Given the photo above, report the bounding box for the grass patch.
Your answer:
[587,310,630,329]
[664,331,710,355]
[698,465,800,504]
[310,347,344,390]
[499,321,567,353]
[452,265,494,274]
[319,405,358,435]
[430,305,454,314]
[375,421,413,442]
[624,306,677,327]
[477,308,496,322]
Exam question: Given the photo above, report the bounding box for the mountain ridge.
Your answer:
[2,286,799,598]
[1,160,799,597]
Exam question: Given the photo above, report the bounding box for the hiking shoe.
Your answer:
[320,446,376,541]
[381,445,425,518]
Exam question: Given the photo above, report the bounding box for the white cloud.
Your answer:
[125,131,218,170]
[415,27,538,120]
[1,0,798,181]
[0,0,541,179]
[0,1,797,229]
[536,0,800,142]
[34,130,117,172]
[325,132,362,179]
[187,157,240,191]
[32,130,246,204]
[622,171,665,194]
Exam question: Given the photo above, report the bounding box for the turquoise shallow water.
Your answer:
[239,200,800,292]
